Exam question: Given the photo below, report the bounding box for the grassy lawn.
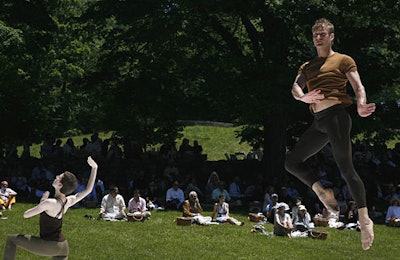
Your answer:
[8,125,400,259]
[1,203,399,259]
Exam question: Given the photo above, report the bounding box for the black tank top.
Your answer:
[40,197,66,242]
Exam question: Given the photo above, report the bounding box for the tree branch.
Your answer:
[240,14,262,62]
[207,15,244,57]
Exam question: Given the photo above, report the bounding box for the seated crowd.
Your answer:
[0,133,399,231]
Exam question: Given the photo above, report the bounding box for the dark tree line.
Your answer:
[0,0,399,177]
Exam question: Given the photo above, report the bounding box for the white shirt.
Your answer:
[275,212,291,224]
[101,194,126,213]
[128,197,147,212]
[0,187,17,202]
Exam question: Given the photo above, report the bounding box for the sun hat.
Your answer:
[298,205,306,211]
[276,202,289,211]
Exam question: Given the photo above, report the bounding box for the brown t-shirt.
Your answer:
[298,52,357,107]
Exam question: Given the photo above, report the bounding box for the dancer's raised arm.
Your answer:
[69,156,98,206]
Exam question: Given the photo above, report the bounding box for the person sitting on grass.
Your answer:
[165,180,185,210]
[182,191,212,225]
[385,198,400,225]
[0,181,17,210]
[98,185,127,221]
[263,193,279,223]
[211,181,231,203]
[3,156,98,260]
[127,189,151,221]
[293,205,314,232]
[211,194,244,226]
[273,202,293,237]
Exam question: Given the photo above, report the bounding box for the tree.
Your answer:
[0,0,103,144]
[0,0,399,169]
[75,0,400,170]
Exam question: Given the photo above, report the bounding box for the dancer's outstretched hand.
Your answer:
[87,156,98,169]
[358,103,376,117]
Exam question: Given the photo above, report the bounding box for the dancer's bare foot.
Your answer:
[312,182,339,215]
[359,218,374,250]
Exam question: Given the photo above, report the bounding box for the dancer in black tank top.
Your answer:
[4,156,98,260]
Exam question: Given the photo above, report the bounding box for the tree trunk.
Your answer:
[262,108,288,180]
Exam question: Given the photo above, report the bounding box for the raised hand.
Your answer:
[87,156,98,169]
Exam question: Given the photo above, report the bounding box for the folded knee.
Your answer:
[284,156,297,173]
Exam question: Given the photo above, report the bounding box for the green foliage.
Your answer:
[1,203,399,259]
[1,0,400,163]
[0,21,23,51]
[0,0,102,143]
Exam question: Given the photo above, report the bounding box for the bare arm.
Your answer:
[225,203,230,217]
[275,213,291,229]
[196,199,203,214]
[274,213,284,227]
[24,197,53,218]
[346,70,376,117]
[291,73,324,103]
[68,156,98,206]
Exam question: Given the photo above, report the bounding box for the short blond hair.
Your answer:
[312,18,334,34]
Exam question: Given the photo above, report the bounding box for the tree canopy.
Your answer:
[0,0,399,170]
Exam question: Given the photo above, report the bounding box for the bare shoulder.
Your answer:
[24,198,59,218]
[42,198,59,207]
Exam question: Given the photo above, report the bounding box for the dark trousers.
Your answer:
[285,104,367,208]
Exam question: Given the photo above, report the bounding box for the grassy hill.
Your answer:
[20,125,252,161]
[177,125,251,161]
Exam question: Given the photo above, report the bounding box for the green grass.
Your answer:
[20,126,251,162]
[1,203,399,259]
[177,125,251,161]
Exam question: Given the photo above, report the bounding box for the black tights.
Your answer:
[285,104,367,208]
